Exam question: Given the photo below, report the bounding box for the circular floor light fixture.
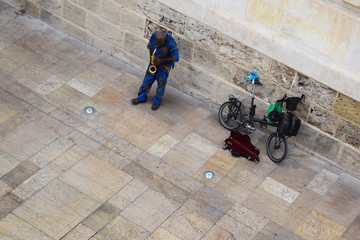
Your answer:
[84,107,95,115]
[203,171,215,180]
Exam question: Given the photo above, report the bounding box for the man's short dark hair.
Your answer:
[155,31,166,39]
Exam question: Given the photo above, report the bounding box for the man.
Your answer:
[131,31,179,110]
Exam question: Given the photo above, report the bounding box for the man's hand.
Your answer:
[153,57,175,66]
[153,57,162,66]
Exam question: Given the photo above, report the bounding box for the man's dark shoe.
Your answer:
[131,98,145,105]
[151,103,160,111]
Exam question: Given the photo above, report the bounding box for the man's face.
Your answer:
[155,33,166,47]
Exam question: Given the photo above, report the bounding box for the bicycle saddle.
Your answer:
[254,79,262,85]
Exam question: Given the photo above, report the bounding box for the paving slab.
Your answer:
[121,188,179,232]
[0,103,17,124]
[0,121,58,162]
[11,166,59,200]
[0,213,52,240]
[295,211,346,240]
[1,160,40,188]
[82,202,121,232]
[91,215,149,240]
[255,221,304,240]
[0,192,23,218]
[61,223,96,240]
[12,179,99,239]
[162,206,214,240]
[147,227,182,240]
[0,150,20,178]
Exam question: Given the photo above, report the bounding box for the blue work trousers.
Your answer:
[138,66,169,105]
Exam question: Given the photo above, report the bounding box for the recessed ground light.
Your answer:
[203,171,215,180]
[84,107,95,115]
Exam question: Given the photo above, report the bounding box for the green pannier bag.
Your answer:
[267,102,283,123]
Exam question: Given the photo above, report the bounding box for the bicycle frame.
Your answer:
[218,72,294,163]
[248,79,278,128]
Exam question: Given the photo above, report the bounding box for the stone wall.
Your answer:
[16,0,360,177]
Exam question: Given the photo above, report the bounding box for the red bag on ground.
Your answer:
[223,131,260,163]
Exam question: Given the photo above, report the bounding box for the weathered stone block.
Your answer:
[186,18,219,52]
[40,8,66,32]
[232,66,249,85]
[233,66,276,103]
[335,119,360,148]
[194,46,233,80]
[308,106,338,135]
[100,0,121,25]
[110,45,147,71]
[123,32,148,62]
[175,61,215,100]
[219,35,253,66]
[211,78,251,106]
[252,51,272,76]
[90,33,112,55]
[296,123,341,161]
[145,20,171,39]
[37,0,63,16]
[1,0,24,10]
[292,73,337,110]
[173,35,193,62]
[333,93,360,126]
[25,0,40,18]
[86,13,123,47]
[159,5,186,34]
[64,22,91,45]
[63,0,87,28]
[137,0,161,22]
[253,97,270,120]
[113,0,137,10]
[268,61,296,89]
[120,9,146,37]
[167,74,183,92]
[69,0,100,14]
[336,145,360,178]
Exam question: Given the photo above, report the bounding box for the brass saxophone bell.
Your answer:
[149,49,157,74]
[149,64,157,74]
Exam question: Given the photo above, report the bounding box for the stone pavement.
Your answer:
[0,2,360,240]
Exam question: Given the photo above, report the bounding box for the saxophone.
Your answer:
[149,49,157,74]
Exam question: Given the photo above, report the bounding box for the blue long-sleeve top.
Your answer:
[147,31,179,69]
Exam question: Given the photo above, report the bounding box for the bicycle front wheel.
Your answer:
[218,101,242,130]
[266,132,288,163]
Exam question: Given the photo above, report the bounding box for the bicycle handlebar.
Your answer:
[276,94,287,103]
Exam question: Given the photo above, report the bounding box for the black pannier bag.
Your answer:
[289,115,301,136]
[277,113,292,136]
[277,113,301,137]
[285,94,305,111]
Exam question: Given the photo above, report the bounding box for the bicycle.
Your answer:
[219,72,303,162]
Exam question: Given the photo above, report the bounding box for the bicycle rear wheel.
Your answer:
[218,101,243,130]
[266,132,288,162]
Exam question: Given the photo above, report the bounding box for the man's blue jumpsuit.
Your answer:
[137,32,179,105]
